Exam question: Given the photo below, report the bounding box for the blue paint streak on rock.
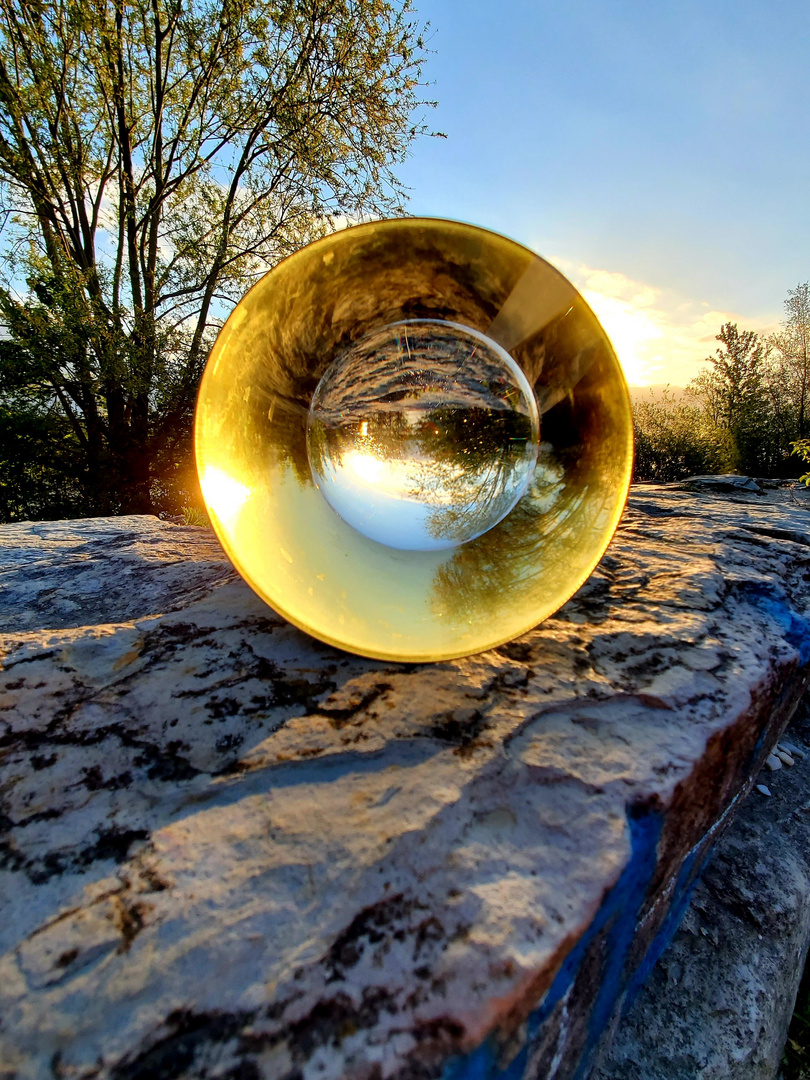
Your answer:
[623,842,704,1010]
[442,806,664,1080]
[441,588,810,1080]
[570,806,663,1080]
[750,668,807,768]
[611,588,810,1027]
[738,584,810,765]
[744,585,810,666]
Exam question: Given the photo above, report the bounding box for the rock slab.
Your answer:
[594,694,810,1080]
[1,487,809,1079]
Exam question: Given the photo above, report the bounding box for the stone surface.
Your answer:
[681,473,764,494]
[1,484,809,1079]
[0,515,237,633]
[593,693,810,1080]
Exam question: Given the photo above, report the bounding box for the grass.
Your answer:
[181,505,211,528]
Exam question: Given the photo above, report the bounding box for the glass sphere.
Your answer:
[195,217,634,662]
[306,319,540,550]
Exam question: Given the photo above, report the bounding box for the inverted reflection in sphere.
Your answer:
[306,319,540,550]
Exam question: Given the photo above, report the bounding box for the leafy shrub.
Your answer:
[792,438,810,486]
[633,391,736,482]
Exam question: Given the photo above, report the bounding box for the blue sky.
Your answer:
[397,0,810,384]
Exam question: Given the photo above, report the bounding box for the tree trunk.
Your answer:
[117,439,153,515]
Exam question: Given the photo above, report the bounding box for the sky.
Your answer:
[396,0,810,386]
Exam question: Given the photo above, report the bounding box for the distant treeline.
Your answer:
[633,287,810,483]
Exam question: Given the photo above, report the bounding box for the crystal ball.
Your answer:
[306,319,540,550]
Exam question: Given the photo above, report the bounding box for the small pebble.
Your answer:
[780,741,805,759]
[765,754,782,771]
[776,750,795,767]
[756,784,772,797]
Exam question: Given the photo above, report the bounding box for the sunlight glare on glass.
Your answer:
[199,466,252,530]
[345,450,386,485]
[306,319,540,550]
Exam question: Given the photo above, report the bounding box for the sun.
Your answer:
[581,290,663,386]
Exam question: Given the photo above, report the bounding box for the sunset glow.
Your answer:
[548,259,776,388]
[345,450,386,486]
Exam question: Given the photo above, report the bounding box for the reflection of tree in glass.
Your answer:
[415,406,537,543]
[308,409,412,479]
[306,320,540,546]
[430,402,628,632]
[309,398,538,545]
[305,413,330,479]
[417,406,535,468]
[261,397,311,485]
[430,447,567,625]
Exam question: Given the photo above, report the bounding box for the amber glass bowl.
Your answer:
[195,218,632,661]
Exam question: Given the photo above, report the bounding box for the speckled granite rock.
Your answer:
[594,693,810,1080]
[1,486,809,1080]
[0,515,237,633]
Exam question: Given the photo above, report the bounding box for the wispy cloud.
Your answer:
[545,258,777,386]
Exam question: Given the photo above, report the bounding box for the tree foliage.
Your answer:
[792,438,810,486]
[687,322,783,476]
[769,283,810,441]
[634,296,810,484]
[0,0,433,519]
[632,387,735,483]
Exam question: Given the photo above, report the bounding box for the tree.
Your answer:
[632,387,735,483]
[687,322,781,475]
[695,323,764,430]
[769,282,810,441]
[0,0,434,519]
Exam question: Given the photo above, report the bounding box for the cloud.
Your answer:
[545,258,776,387]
